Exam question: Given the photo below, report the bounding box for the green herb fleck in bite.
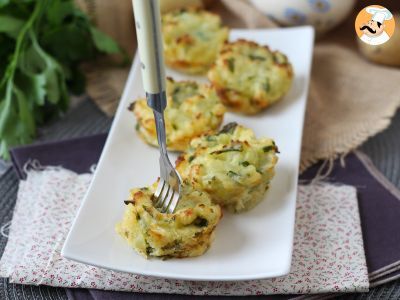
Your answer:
[249,54,266,61]
[193,217,208,227]
[218,122,238,135]
[263,145,274,152]
[146,246,154,255]
[240,161,250,167]
[227,170,241,180]
[210,144,243,155]
[206,135,217,142]
[172,87,180,104]
[226,58,235,72]
[263,79,270,93]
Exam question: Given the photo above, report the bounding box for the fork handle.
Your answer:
[133,0,167,113]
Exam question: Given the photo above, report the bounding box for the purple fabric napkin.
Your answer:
[10,134,107,179]
[302,151,400,280]
[9,134,400,300]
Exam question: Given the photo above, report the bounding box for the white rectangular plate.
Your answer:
[62,27,314,281]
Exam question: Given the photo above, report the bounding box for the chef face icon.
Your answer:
[355,6,395,46]
[360,19,385,38]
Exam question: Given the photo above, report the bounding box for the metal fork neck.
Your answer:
[153,110,168,156]
[146,92,167,113]
[146,91,168,155]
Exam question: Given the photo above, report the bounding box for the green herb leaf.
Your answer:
[195,30,208,41]
[240,161,250,167]
[226,58,235,72]
[227,170,241,181]
[46,1,76,25]
[0,0,10,8]
[206,135,216,142]
[218,122,237,135]
[273,52,288,64]
[263,145,274,152]
[248,54,266,61]
[193,217,208,227]
[32,74,47,105]
[90,26,120,54]
[14,85,35,136]
[146,246,154,255]
[0,15,24,38]
[0,85,13,138]
[0,0,122,159]
[210,145,243,155]
[263,79,270,93]
[171,87,181,104]
[161,239,182,250]
[41,24,94,62]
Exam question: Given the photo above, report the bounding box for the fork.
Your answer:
[133,0,182,213]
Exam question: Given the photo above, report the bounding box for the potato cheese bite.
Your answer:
[116,182,222,259]
[131,77,225,151]
[176,123,278,213]
[208,40,293,114]
[162,8,229,74]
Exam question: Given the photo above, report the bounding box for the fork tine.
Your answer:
[157,184,170,208]
[154,179,165,199]
[161,189,175,213]
[159,185,173,212]
[154,186,165,208]
[166,192,180,214]
[154,179,166,207]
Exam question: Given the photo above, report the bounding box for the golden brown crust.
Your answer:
[208,39,293,114]
[176,123,279,213]
[162,8,229,74]
[115,182,222,258]
[131,78,225,151]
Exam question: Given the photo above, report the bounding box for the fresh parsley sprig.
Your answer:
[0,0,121,159]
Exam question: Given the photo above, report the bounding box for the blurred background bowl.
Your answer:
[249,0,356,36]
